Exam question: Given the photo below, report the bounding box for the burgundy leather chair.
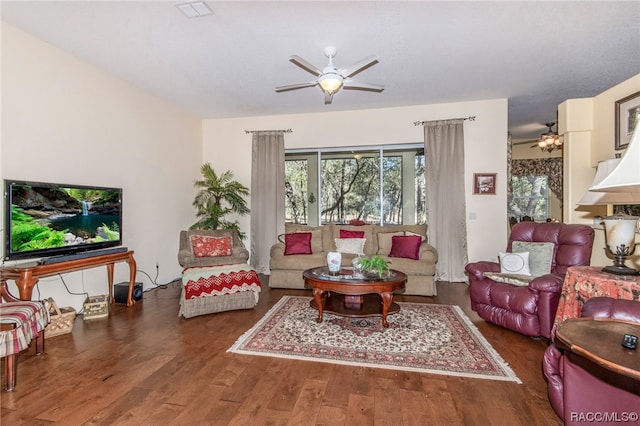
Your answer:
[465,222,594,338]
[543,297,640,423]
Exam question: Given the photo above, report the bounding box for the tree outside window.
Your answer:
[509,175,549,221]
[284,146,425,226]
[284,159,308,224]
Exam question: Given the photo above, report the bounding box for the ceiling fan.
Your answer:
[275,46,384,105]
[531,122,562,153]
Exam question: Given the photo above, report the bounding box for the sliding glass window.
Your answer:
[285,145,425,226]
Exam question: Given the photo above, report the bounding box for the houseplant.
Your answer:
[356,255,390,278]
[190,163,250,239]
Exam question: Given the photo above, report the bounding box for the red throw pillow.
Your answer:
[340,229,365,238]
[191,235,232,258]
[284,232,312,255]
[389,235,422,260]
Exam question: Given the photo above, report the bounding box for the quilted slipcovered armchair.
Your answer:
[543,297,640,423]
[177,229,258,319]
[465,222,594,338]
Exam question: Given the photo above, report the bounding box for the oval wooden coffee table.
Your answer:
[302,266,407,328]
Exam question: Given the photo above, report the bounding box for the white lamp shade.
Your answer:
[590,125,640,194]
[577,159,639,205]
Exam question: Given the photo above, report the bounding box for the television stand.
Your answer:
[0,250,137,306]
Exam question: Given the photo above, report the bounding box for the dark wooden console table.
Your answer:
[0,250,137,306]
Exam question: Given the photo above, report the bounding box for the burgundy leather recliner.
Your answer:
[543,297,640,424]
[465,222,594,338]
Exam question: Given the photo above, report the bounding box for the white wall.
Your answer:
[1,23,202,311]
[560,73,640,267]
[202,99,509,267]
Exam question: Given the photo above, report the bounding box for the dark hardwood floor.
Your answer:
[2,277,562,425]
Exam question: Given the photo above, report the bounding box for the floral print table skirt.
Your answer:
[553,266,640,337]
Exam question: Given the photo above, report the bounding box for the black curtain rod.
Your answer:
[413,116,476,126]
[244,129,293,134]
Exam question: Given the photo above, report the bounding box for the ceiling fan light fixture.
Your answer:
[537,122,562,153]
[275,47,381,104]
[318,73,343,94]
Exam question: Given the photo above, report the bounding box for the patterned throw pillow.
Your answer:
[512,241,554,277]
[389,235,422,260]
[284,232,312,255]
[499,251,531,275]
[335,238,366,255]
[191,235,232,258]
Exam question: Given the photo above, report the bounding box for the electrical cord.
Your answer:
[58,273,90,299]
[33,274,90,314]
[137,266,168,290]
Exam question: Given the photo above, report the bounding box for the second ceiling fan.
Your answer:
[275,46,384,104]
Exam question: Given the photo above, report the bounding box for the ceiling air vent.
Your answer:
[176,1,213,18]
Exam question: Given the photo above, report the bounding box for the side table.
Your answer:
[556,318,640,381]
[552,266,640,337]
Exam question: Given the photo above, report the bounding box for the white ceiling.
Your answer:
[2,1,639,140]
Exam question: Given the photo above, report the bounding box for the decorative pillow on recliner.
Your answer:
[512,241,554,277]
[284,232,312,255]
[483,272,533,287]
[340,229,365,239]
[389,235,422,260]
[335,238,366,255]
[499,251,531,275]
[191,235,232,258]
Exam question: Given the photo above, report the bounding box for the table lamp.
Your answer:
[588,125,640,275]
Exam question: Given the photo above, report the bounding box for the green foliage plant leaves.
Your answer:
[357,255,390,278]
[190,163,250,239]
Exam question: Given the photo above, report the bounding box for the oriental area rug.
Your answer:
[228,296,521,383]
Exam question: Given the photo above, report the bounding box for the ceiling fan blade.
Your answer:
[340,55,379,78]
[343,78,384,92]
[289,55,323,76]
[324,91,333,105]
[275,81,318,92]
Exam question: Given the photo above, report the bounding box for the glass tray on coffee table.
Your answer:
[309,266,399,281]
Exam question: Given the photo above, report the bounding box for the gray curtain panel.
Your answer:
[424,119,469,282]
[250,131,286,274]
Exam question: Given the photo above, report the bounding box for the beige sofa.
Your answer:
[269,223,438,296]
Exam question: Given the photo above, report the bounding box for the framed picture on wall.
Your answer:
[473,173,496,195]
[615,90,640,150]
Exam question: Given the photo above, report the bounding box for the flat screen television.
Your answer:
[3,179,123,261]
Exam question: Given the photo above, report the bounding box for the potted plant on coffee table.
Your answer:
[356,255,390,278]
